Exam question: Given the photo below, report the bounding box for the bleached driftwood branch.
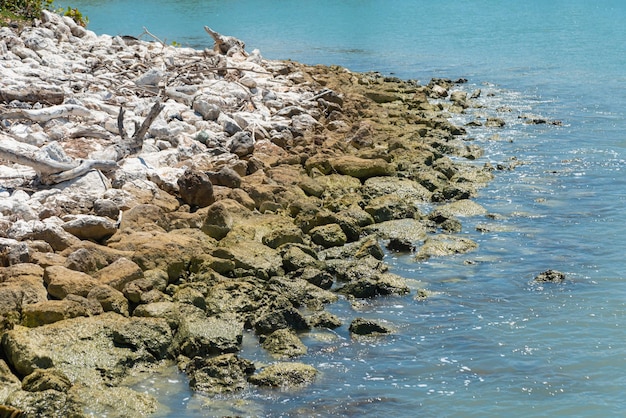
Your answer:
[0,134,117,184]
[0,100,163,185]
[0,104,91,123]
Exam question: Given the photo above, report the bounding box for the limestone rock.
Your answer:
[0,264,47,316]
[2,313,172,383]
[175,315,243,357]
[44,265,98,299]
[309,223,347,248]
[248,362,318,388]
[328,156,393,179]
[261,328,307,358]
[22,368,72,393]
[92,257,143,291]
[349,317,392,335]
[177,169,215,209]
[87,285,129,316]
[185,353,255,394]
[0,360,21,404]
[253,306,310,335]
[415,234,478,261]
[364,194,419,223]
[21,299,92,327]
[119,204,168,232]
[533,269,566,283]
[61,214,117,241]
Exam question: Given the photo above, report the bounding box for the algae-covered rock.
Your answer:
[2,313,172,385]
[185,354,255,394]
[261,328,307,358]
[364,194,419,223]
[252,306,310,335]
[0,359,21,403]
[44,265,98,299]
[533,269,566,283]
[248,362,318,388]
[415,234,478,261]
[22,368,72,393]
[349,317,392,335]
[87,285,129,316]
[21,300,92,327]
[307,311,342,329]
[309,223,347,248]
[328,155,393,179]
[175,315,243,357]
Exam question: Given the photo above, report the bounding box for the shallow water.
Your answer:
[60,1,626,416]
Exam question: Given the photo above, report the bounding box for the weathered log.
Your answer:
[0,85,65,105]
[0,104,91,123]
[0,136,75,175]
[204,26,247,56]
[45,159,118,184]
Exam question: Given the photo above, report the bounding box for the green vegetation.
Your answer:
[0,0,87,26]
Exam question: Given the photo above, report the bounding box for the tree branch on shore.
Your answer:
[0,100,164,185]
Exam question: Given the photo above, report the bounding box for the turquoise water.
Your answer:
[60,1,626,416]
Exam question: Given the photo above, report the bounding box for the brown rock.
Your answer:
[118,204,168,232]
[61,215,117,241]
[177,169,215,208]
[21,300,91,327]
[92,257,143,291]
[44,265,98,299]
[87,285,129,316]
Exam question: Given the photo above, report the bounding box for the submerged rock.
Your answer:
[533,269,566,283]
[349,317,392,335]
[248,362,318,388]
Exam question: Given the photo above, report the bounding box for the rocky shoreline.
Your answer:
[1,11,503,417]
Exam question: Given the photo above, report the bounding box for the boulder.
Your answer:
[252,306,310,335]
[201,200,235,240]
[0,359,21,404]
[21,300,92,327]
[106,228,216,281]
[118,204,168,232]
[328,156,393,179]
[349,317,392,335]
[533,269,566,283]
[261,328,307,358]
[22,368,72,393]
[207,166,242,188]
[92,257,143,291]
[309,223,347,248]
[248,362,318,388]
[177,169,215,209]
[61,214,117,241]
[213,235,283,279]
[185,353,255,394]
[174,315,243,357]
[308,311,342,329]
[0,264,47,316]
[414,234,478,261]
[364,194,419,223]
[2,313,172,385]
[87,285,129,316]
[44,265,99,299]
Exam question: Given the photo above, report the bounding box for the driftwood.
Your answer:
[204,26,247,56]
[0,100,164,185]
[0,85,65,105]
[0,104,91,123]
[0,135,117,184]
